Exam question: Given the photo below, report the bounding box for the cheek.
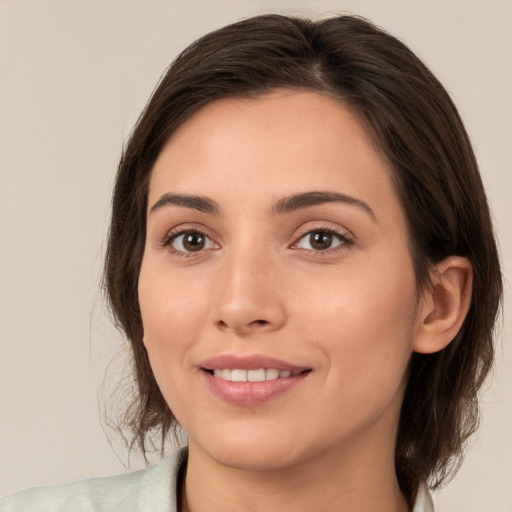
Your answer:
[138,271,208,428]
[137,266,208,391]
[296,257,419,394]
[139,264,206,340]
[296,255,418,334]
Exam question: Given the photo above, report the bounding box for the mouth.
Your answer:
[204,368,309,382]
[199,354,312,406]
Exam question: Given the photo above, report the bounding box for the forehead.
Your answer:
[148,90,402,225]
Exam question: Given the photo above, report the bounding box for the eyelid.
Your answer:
[160,224,220,257]
[157,221,353,257]
[290,223,355,253]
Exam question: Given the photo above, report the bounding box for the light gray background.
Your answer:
[1,1,511,510]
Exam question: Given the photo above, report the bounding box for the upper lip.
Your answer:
[199,354,309,373]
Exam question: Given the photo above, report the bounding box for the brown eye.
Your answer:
[170,231,216,253]
[295,230,347,252]
[182,232,205,251]
[309,232,333,250]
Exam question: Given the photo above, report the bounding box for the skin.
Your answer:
[138,90,471,512]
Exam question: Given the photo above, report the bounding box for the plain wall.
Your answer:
[0,1,511,510]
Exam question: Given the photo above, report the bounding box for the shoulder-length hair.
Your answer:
[104,14,502,501]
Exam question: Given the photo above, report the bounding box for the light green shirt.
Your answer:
[1,448,434,511]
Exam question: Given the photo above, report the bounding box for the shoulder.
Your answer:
[0,469,145,512]
[0,448,186,512]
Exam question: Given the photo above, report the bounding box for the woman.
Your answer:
[1,14,501,512]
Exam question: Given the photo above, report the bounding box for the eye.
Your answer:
[167,230,217,253]
[294,229,350,252]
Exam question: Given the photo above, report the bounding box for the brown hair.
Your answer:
[104,14,502,500]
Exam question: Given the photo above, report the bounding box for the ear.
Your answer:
[413,256,473,354]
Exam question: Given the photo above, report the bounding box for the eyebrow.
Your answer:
[272,191,376,221]
[149,190,376,221]
[150,193,220,214]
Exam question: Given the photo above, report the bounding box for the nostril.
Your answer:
[215,314,281,332]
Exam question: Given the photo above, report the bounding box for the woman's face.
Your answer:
[139,90,424,471]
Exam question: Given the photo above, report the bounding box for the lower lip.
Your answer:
[202,370,309,406]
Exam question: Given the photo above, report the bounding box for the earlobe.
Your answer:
[413,257,473,354]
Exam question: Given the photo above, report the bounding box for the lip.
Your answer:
[199,354,311,406]
[199,354,308,373]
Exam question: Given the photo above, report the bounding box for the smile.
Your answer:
[199,355,311,406]
[211,368,296,382]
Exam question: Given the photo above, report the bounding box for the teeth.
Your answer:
[211,368,295,382]
[265,368,279,380]
[231,369,247,382]
[248,369,266,382]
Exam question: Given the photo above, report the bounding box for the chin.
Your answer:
[189,426,306,472]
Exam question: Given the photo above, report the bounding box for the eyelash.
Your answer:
[161,226,354,258]
[161,229,218,259]
[291,226,354,255]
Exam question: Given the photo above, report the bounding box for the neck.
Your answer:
[180,437,410,512]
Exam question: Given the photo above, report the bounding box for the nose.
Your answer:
[212,246,287,336]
